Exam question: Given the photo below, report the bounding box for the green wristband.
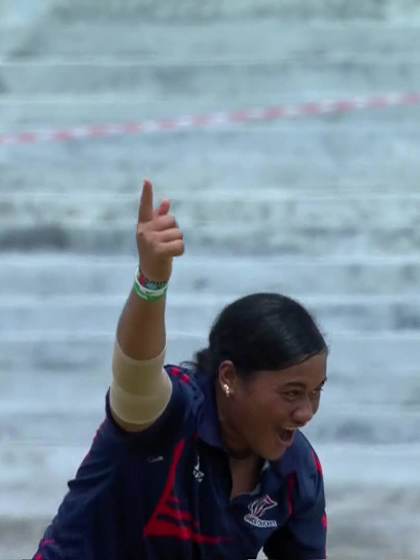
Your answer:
[133,280,168,302]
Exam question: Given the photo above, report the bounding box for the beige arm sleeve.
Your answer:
[110,339,172,428]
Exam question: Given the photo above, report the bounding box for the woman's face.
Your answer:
[217,352,327,461]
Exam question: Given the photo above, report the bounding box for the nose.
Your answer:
[291,397,314,427]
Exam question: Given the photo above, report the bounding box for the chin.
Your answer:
[269,449,287,462]
[258,446,287,462]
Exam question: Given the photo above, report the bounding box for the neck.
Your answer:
[215,382,255,461]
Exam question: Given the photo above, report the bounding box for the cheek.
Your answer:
[231,397,261,432]
[235,383,291,431]
[311,395,321,414]
[244,396,288,430]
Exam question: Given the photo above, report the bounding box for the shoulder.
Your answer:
[273,431,324,507]
[164,363,195,386]
[271,431,322,477]
[104,363,204,446]
[287,430,323,477]
[264,433,327,558]
[164,363,205,411]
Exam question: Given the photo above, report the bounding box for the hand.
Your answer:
[136,179,184,282]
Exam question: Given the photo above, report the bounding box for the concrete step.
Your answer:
[2,127,419,214]
[0,330,419,376]
[1,220,418,255]
[2,254,420,296]
[2,20,420,97]
[2,52,420,96]
[4,20,420,65]
[44,0,420,22]
[2,17,420,102]
[2,293,420,333]
[0,1,54,57]
[3,19,420,59]
[3,190,419,230]
[1,181,420,255]
[1,120,419,195]
[3,94,419,130]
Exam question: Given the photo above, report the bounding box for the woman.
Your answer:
[33,180,328,560]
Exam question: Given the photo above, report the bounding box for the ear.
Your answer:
[217,360,238,396]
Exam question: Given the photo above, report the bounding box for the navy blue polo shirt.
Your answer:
[33,365,327,560]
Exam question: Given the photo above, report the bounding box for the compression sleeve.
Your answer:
[110,338,172,426]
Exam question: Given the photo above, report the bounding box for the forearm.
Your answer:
[116,286,166,360]
[111,284,170,429]
[115,179,181,360]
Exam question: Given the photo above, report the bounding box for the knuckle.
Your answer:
[137,223,149,238]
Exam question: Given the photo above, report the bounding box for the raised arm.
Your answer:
[110,179,184,431]
[117,179,184,358]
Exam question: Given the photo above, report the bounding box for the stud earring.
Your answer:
[223,384,231,397]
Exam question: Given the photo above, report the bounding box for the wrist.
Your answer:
[134,265,168,302]
[137,267,169,290]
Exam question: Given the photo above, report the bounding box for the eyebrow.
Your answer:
[281,377,328,389]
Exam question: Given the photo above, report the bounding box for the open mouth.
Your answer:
[278,428,295,445]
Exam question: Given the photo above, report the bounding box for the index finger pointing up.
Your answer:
[138,179,154,223]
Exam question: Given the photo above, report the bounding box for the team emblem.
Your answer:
[193,454,205,482]
[244,494,278,528]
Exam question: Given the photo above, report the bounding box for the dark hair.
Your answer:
[189,293,328,378]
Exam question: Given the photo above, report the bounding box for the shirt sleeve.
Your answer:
[31,416,128,560]
[263,449,327,560]
[32,372,192,560]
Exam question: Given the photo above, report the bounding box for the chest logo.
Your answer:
[193,454,205,483]
[244,494,278,528]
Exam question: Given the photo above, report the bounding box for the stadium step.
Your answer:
[1,254,419,295]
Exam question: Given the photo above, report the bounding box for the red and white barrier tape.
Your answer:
[1,92,419,145]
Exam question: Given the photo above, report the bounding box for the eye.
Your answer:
[283,391,301,401]
[310,387,324,398]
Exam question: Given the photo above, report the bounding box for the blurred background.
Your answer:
[1,0,420,558]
